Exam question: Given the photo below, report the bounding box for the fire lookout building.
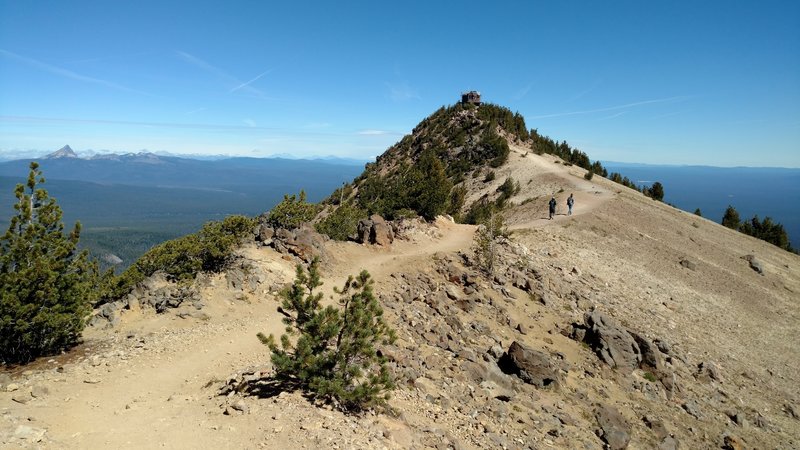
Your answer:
[461,91,481,105]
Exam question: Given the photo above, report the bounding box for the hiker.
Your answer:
[567,193,574,216]
[548,196,557,220]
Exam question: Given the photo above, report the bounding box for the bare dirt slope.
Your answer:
[2,148,798,449]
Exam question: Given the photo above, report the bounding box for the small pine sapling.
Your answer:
[258,258,396,411]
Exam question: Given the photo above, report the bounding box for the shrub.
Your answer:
[584,171,594,181]
[464,198,494,225]
[266,191,319,230]
[258,258,396,411]
[101,215,255,302]
[315,205,368,241]
[473,212,507,275]
[484,171,496,183]
[1,162,99,363]
[447,185,468,217]
[694,208,702,217]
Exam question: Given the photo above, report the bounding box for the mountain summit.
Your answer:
[45,145,79,159]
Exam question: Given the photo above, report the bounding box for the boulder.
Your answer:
[595,404,631,449]
[631,332,664,373]
[497,341,561,389]
[582,311,642,371]
[370,215,394,245]
[356,215,394,245]
[271,225,327,262]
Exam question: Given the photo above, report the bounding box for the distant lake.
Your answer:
[602,162,800,250]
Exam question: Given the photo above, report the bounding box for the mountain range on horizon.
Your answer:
[0,144,373,165]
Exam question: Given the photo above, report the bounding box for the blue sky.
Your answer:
[1,1,798,167]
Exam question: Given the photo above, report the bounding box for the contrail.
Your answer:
[230,69,272,93]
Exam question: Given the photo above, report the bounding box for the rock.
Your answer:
[230,399,249,414]
[654,339,671,355]
[785,403,799,419]
[679,258,697,271]
[722,434,746,450]
[6,382,20,392]
[84,378,102,384]
[729,412,747,428]
[12,392,32,404]
[497,341,561,389]
[630,332,663,372]
[479,380,514,402]
[357,215,394,246]
[582,310,642,371]
[488,345,504,360]
[682,400,703,419]
[696,361,722,382]
[444,285,460,300]
[257,224,275,243]
[413,377,439,398]
[658,436,680,450]
[642,415,669,441]
[595,404,631,449]
[270,225,328,262]
[741,254,764,275]
[370,215,394,246]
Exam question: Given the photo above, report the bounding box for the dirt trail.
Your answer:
[499,146,616,230]
[0,219,476,450]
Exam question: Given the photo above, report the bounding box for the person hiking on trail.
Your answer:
[549,196,557,220]
[567,193,574,216]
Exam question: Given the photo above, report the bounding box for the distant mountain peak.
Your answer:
[46,145,79,159]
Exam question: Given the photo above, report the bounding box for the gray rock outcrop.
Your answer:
[595,404,631,449]
[581,310,642,371]
[497,341,561,389]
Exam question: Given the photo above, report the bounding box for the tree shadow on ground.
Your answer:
[241,377,304,399]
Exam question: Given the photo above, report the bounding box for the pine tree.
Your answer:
[258,258,396,411]
[648,182,665,201]
[407,150,452,221]
[694,208,702,217]
[0,162,99,363]
[721,205,741,229]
